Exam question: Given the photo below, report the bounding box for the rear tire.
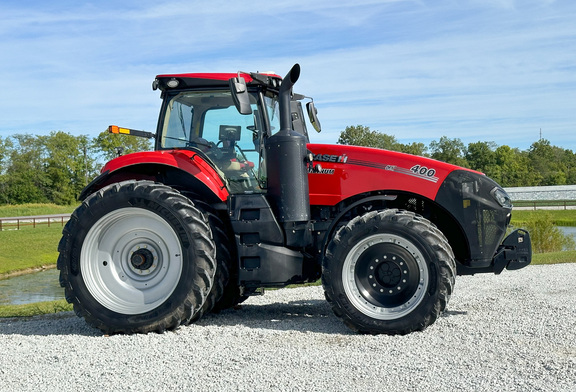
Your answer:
[57,180,216,334]
[188,202,231,321]
[322,209,455,335]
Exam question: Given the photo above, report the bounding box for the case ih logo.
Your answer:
[313,154,348,163]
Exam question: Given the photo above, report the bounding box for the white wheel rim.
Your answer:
[81,207,183,315]
[342,233,429,320]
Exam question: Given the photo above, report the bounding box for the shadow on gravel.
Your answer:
[0,299,475,337]
[0,312,102,337]
[441,310,468,317]
[199,299,354,335]
[0,300,472,337]
[0,300,349,337]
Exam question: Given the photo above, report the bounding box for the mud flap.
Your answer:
[493,229,532,274]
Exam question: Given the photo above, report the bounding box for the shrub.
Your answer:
[523,214,576,253]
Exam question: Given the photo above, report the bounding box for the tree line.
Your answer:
[0,131,151,205]
[338,125,576,187]
[0,125,574,206]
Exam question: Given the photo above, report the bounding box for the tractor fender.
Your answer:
[80,150,229,202]
[317,192,468,267]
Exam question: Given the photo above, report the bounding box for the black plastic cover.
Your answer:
[435,170,511,267]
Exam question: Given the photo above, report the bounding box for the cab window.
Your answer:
[160,90,266,193]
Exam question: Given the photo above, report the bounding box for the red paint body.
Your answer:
[102,143,478,207]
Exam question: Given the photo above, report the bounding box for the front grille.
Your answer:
[436,170,510,265]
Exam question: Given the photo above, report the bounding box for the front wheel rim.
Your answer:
[342,233,429,320]
[81,207,183,315]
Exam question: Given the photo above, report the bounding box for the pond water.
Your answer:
[0,268,64,306]
[559,226,576,241]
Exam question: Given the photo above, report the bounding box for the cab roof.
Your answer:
[153,72,282,91]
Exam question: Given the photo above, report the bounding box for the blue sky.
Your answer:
[1,0,575,151]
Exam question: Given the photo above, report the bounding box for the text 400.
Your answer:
[410,165,436,177]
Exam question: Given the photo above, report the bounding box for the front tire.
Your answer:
[322,209,455,335]
[57,180,216,334]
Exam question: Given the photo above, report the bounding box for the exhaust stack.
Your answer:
[265,64,311,230]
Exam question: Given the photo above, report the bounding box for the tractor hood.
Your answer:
[306,143,484,206]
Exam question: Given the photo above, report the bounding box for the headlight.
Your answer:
[491,187,512,208]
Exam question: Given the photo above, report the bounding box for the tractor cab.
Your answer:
[152,71,319,195]
[157,88,271,193]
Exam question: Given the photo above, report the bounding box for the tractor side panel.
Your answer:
[307,144,474,206]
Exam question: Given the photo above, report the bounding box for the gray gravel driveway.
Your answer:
[1,263,575,392]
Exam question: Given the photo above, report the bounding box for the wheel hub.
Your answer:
[368,254,410,295]
[354,241,422,308]
[131,248,155,271]
[127,244,159,276]
[374,258,403,288]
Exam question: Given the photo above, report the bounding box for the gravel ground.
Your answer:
[1,263,575,392]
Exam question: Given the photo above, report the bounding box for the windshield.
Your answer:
[159,90,274,193]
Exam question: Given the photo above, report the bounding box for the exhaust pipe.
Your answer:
[278,64,300,134]
[265,64,311,236]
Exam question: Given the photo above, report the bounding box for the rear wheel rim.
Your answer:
[81,207,183,315]
[342,233,429,320]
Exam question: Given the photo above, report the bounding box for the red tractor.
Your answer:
[58,64,531,335]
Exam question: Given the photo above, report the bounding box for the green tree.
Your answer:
[44,131,98,204]
[466,141,497,172]
[338,125,430,156]
[0,137,12,204]
[3,134,50,204]
[397,142,428,156]
[93,130,153,162]
[528,139,569,185]
[429,136,468,167]
[338,125,399,150]
[562,148,576,184]
[492,145,541,187]
[0,136,10,174]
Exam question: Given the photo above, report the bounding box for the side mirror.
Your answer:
[229,76,253,115]
[306,101,321,133]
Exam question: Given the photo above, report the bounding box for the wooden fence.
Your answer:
[512,200,576,210]
[0,214,71,231]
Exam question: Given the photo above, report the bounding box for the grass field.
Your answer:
[511,209,576,227]
[0,203,77,218]
[0,300,73,318]
[0,226,62,275]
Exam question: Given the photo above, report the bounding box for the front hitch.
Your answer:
[492,229,532,274]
